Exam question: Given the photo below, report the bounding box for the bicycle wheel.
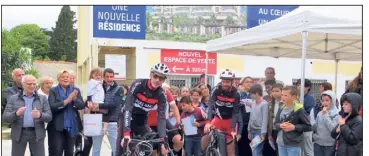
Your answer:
[205,148,221,156]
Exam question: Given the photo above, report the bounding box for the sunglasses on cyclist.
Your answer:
[152,74,166,81]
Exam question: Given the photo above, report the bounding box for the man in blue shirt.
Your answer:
[3,75,52,156]
[296,79,315,156]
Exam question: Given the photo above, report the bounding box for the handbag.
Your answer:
[83,114,103,136]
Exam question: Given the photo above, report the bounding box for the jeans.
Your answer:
[184,135,202,156]
[251,133,265,156]
[278,144,301,156]
[314,144,335,156]
[92,122,118,156]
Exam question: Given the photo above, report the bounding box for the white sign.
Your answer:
[105,54,126,80]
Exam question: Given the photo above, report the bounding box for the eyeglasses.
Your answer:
[153,74,166,81]
[24,82,37,86]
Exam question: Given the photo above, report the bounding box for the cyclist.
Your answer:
[147,84,183,155]
[118,63,170,155]
[202,69,243,156]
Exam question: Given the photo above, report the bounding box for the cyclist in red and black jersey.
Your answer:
[118,63,170,155]
[202,69,243,156]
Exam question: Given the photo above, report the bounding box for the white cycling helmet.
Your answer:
[151,63,170,77]
[220,69,234,80]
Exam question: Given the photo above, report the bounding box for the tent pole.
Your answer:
[300,31,308,103]
[205,51,208,86]
[334,59,339,95]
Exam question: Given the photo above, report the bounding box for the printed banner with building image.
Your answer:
[92,5,297,42]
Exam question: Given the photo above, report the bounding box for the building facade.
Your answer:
[149,6,246,36]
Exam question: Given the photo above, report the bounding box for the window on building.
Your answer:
[292,79,327,101]
[169,80,186,89]
[191,76,214,88]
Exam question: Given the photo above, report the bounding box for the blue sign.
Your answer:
[247,6,298,29]
[93,5,146,39]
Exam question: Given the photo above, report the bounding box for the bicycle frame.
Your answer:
[205,127,236,156]
[122,127,183,156]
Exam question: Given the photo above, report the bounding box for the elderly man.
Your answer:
[2,75,52,156]
[3,68,25,113]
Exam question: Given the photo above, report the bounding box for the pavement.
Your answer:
[1,133,114,156]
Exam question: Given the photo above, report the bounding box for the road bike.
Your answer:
[203,127,236,156]
[121,127,183,156]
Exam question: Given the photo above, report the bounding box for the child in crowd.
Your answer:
[248,84,269,156]
[263,83,284,156]
[313,90,340,156]
[169,86,181,115]
[180,96,207,156]
[275,86,311,156]
[190,88,202,107]
[331,92,362,156]
[198,83,210,98]
[263,80,276,102]
[181,87,190,98]
[86,67,108,134]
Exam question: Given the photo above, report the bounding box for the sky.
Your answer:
[2,6,361,30]
[2,6,78,29]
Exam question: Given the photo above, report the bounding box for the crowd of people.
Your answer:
[2,64,363,156]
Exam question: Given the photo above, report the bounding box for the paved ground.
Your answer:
[1,134,114,156]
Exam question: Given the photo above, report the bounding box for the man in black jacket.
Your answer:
[88,68,123,156]
[331,92,362,156]
[3,68,25,114]
[274,86,312,156]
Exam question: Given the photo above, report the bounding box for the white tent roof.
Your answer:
[206,6,362,61]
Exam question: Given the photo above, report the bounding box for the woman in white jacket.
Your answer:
[312,90,340,156]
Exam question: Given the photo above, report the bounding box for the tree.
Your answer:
[224,15,234,26]
[41,28,53,37]
[10,24,49,60]
[1,28,32,98]
[49,6,76,62]
[146,12,153,33]
[209,14,217,25]
[195,16,204,25]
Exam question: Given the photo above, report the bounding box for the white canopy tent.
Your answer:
[205,6,362,102]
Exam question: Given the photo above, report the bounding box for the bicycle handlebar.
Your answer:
[130,138,164,144]
[167,123,184,133]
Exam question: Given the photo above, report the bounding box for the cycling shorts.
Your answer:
[211,116,233,140]
[130,114,152,136]
[150,120,180,148]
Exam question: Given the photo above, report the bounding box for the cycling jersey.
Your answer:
[207,85,243,135]
[121,79,167,138]
[148,87,174,126]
